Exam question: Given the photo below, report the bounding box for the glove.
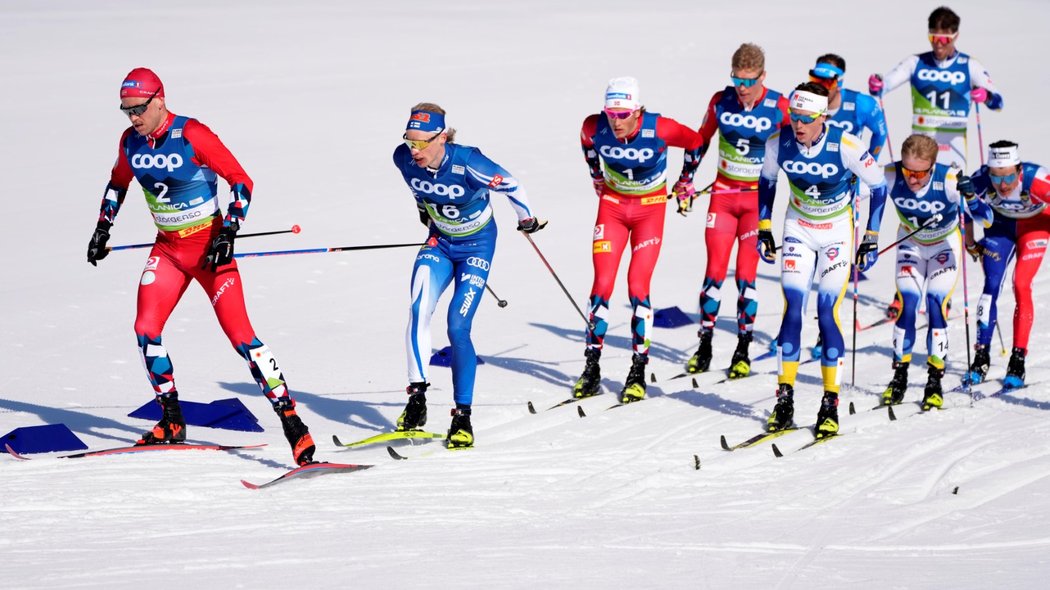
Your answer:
[856,231,879,271]
[956,172,975,197]
[757,229,777,264]
[965,240,985,262]
[970,87,988,104]
[87,220,112,267]
[672,180,696,216]
[517,217,547,233]
[204,222,238,271]
[591,177,605,197]
[868,74,884,97]
[417,204,430,227]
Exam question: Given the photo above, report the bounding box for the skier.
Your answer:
[393,103,543,448]
[880,134,992,409]
[868,6,1002,320]
[868,6,1002,171]
[87,68,315,465]
[576,77,703,403]
[758,83,888,438]
[684,43,789,379]
[964,141,1050,389]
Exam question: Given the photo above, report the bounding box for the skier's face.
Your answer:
[789,109,824,145]
[901,154,935,191]
[605,108,641,140]
[121,95,166,137]
[404,129,447,168]
[989,165,1022,196]
[928,29,958,61]
[731,67,765,106]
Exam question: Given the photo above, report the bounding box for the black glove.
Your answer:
[966,240,985,262]
[204,222,238,271]
[517,217,547,233]
[957,173,975,197]
[87,220,112,266]
[855,231,880,271]
[757,229,777,263]
[417,204,430,227]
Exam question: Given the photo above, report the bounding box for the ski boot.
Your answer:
[396,382,429,431]
[686,330,713,374]
[137,392,187,445]
[881,361,909,406]
[446,408,474,449]
[965,344,991,385]
[620,353,648,403]
[573,348,602,399]
[728,332,753,379]
[275,397,316,466]
[921,365,945,411]
[815,392,839,439]
[886,293,903,320]
[766,383,795,432]
[1004,347,1027,390]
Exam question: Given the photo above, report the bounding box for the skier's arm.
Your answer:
[183,119,253,227]
[757,133,781,224]
[842,133,887,233]
[968,57,1004,111]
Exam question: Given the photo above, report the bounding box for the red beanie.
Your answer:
[120,67,165,99]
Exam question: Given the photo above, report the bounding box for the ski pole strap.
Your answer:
[876,213,943,256]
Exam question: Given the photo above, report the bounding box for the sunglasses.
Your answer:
[989,171,1019,185]
[119,88,161,118]
[901,166,934,181]
[604,109,635,120]
[928,32,958,44]
[402,131,442,151]
[808,72,840,89]
[789,110,822,124]
[730,74,761,88]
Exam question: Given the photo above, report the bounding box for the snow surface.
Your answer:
[3,0,1050,587]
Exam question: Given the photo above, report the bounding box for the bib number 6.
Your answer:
[441,204,461,219]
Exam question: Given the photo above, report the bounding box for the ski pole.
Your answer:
[958,208,974,404]
[521,232,594,330]
[877,214,944,256]
[995,322,1007,356]
[976,103,987,166]
[109,225,302,252]
[235,242,423,259]
[878,96,896,162]
[852,196,861,387]
[486,283,508,308]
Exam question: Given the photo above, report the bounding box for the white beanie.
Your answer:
[988,144,1021,168]
[605,77,641,110]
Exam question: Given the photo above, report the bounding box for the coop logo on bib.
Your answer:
[131,153,183,172]
[783,160,839,178]
[599,145,654,161]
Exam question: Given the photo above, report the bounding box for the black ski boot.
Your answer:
[397,382,429,431]
[965,344,991,385]
[881,361,910,405]
[446,407,474,449]
[573,348,602,399]
[137,393,186,445]
[275,397,315,466]
[686,330,714,374]
[922,365,945,410]
[620,353,648,403]
[728,332,753,379]
[766,383,795,432]
[1004,347,1027,389]
[815,391,839,439]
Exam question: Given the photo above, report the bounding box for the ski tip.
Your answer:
[240,479,261,490]
[577,405,586,418]
[691,377,698,388]
[387,446,408,460]
[650,372,657,383]
[719,435,730,451]
[331,435,343,447]
[848,401,856,415]
[952,486,960,495]
[888,405,898,421]
[771,443,784,458]
[693,454,701,471]
[5,443,30,460]
[527,401,537,415]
